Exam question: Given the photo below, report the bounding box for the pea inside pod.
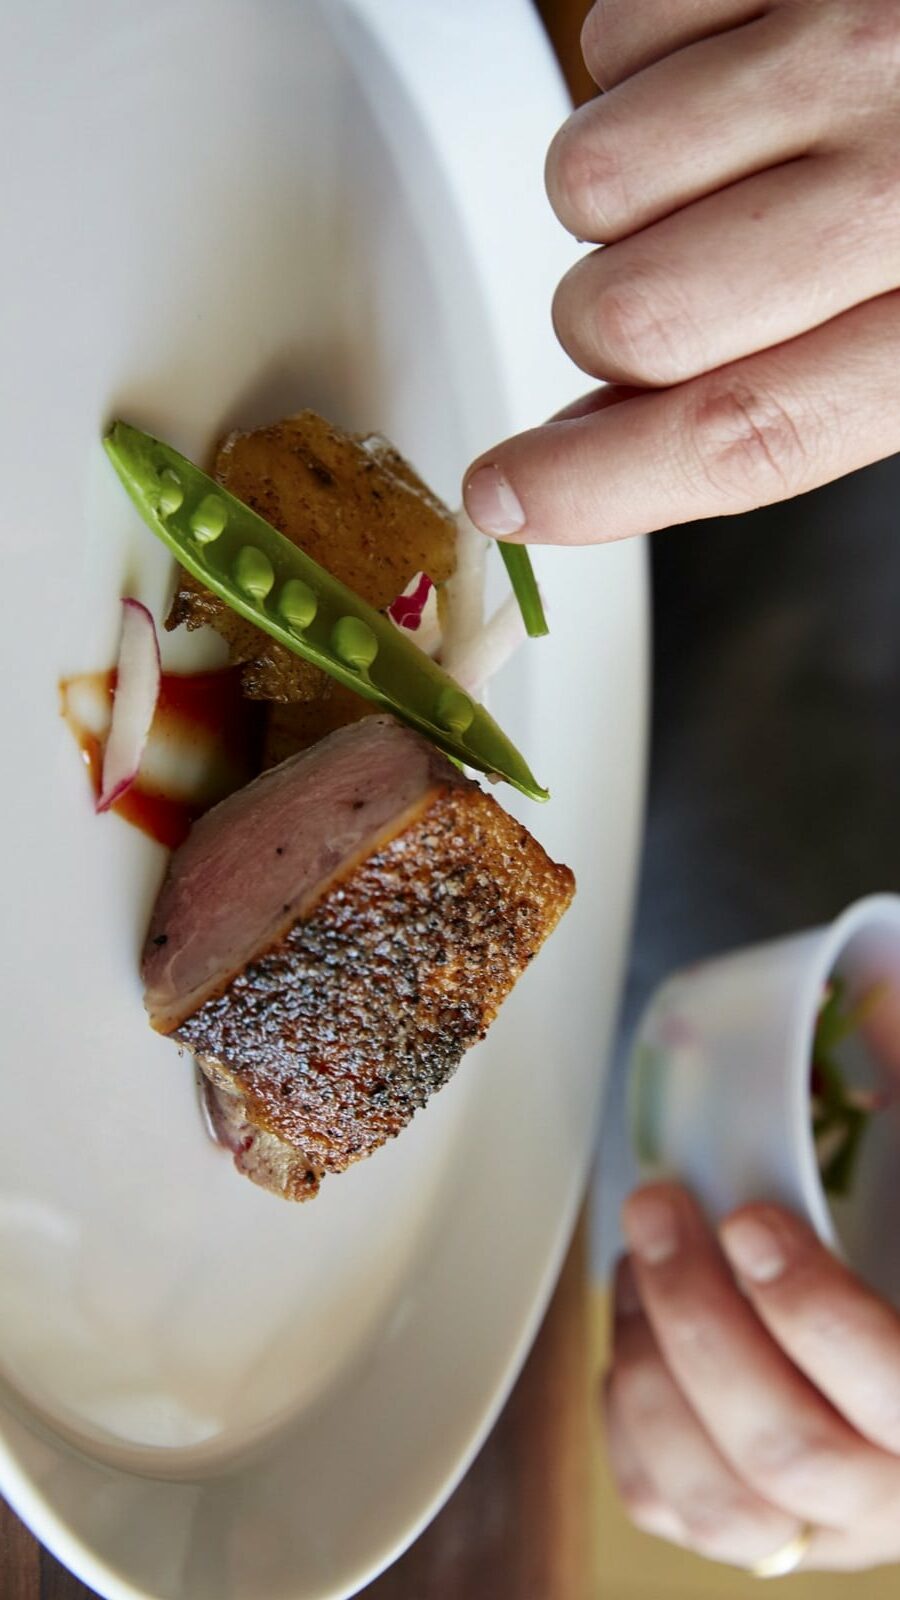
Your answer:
[103,422,549,801]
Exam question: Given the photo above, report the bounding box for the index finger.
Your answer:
[720,1206,900,1457]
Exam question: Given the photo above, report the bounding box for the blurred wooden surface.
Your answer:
[0,1499,41,1600]
[0,4,598,1598]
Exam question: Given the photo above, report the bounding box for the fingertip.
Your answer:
[461,462,525,539]
[622,1183,686,1267]
[463,386,674,547]
[543,119,566,212]
[621,1178,693,1225]
[580,3,607,90]
[461,435,571,546]
[719,1210,797,1287]
[721,1203,816,1246]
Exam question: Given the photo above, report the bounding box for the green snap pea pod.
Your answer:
[104,422,548,801]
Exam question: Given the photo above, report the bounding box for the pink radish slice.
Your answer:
[96,598,161,812]
[388,571,434,629]
[388,571,442,656]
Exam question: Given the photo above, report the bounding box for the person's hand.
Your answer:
[604,1183,900,1572]
[463,0,900,545]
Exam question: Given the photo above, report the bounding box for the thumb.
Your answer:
[462,292,900,545]
[462,380,699,546]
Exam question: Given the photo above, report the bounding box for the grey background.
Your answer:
[592,455,900,1274]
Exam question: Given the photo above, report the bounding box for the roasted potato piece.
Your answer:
[166,411,457,707]
[261,684,374,770]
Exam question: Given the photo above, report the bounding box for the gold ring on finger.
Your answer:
[751,1523,815,1580]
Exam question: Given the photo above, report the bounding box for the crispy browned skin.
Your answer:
[176,782,574,1198]
[166,411,457,715]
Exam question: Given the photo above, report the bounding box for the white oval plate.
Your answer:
[0,2,647,1595]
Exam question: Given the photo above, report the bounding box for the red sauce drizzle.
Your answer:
[60,666,261,850]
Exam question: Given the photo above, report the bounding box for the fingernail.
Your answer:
[614,1255,641,1317]
[463,465,525,537]
[720,1215,787,1284]
[623,1191,679,1266]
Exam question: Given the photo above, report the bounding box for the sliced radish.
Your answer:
[388,571,442,657]
[96,598,161,812]
[388,571,434,629]
[442,593,528,697]
[440,508,488,663]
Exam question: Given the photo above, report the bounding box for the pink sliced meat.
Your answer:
[142,715,575,1199]
[143,716,452,1034]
